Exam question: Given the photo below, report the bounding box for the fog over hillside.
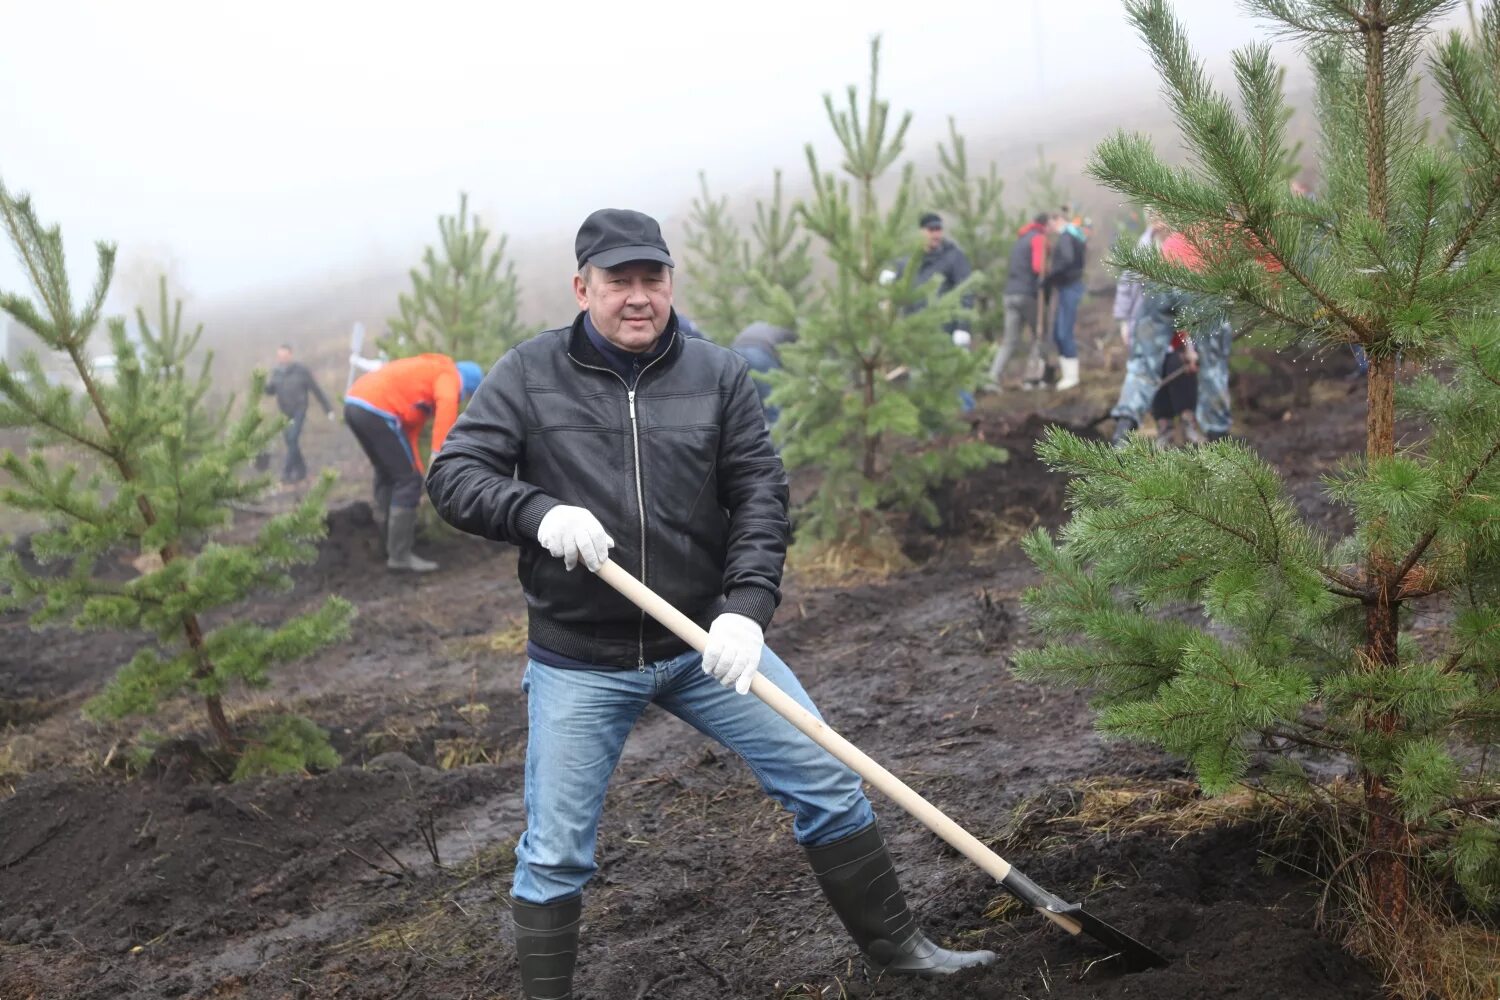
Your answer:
[0,0,1466,374]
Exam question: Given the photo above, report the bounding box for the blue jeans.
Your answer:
[1112,289,1234,436]
[512,649,875,904]
[281,410,307,483]
[1052,280,1084,360]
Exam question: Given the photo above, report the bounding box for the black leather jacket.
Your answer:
[426,311,789,668]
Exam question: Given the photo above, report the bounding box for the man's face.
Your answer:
[275,347,292,365]
[573,261,673,352]
[1049,217,1066,235]
[923,225,944,251]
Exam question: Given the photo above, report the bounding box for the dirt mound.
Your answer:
[0,764,513,945]
[574,822,1375,1000]
[0,356,1385,999]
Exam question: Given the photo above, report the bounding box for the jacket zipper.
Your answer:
[567,334,675,667]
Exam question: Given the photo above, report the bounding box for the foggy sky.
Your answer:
[0,1,1410,310]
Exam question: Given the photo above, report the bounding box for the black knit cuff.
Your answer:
[515,494,563,543]
[723,585,778,630]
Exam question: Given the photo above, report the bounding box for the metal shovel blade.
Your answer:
[592,559,1172,974]
[1000,868,1169,972]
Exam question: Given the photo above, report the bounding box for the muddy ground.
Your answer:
[0,325,1380,999]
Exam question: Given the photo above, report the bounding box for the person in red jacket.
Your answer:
[986,214,1050,389]
[344,354,483,572]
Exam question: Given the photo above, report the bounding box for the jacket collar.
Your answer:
[567,309,682,376]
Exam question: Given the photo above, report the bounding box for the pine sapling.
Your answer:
[746,168,815,328]
[682,172,751,342]
[0,181,355,777]
[1017,0,1500,969]
[929,117,1026,347]
[384,191,523,366]
[771,37,1004,547]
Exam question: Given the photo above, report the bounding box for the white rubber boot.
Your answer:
[1055,357,1080,391]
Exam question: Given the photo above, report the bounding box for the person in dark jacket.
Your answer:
[896,212,974,309]
[426,209,995,1000]
[264,344,333,485]
[987,214,1049,390]
[890,212,977,410]
[1044,213,1087,390]
[731,320,796,428]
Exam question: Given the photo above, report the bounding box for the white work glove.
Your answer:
[536,505,614,571]
[701,612,764,695]
[878,268,898,286]
[951,329,972,349]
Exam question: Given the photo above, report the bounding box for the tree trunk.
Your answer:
[69,341,238,754]
[1362,593,1409,926]
[1358,3,1409,924]
[184,611,237,752]
[204,694,235,755]
[1366,353,1396,461]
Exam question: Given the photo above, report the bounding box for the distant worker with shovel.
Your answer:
[264,343,334,487]
[344,353,482,572]
[427,208,997,999]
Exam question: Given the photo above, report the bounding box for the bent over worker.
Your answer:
[1110,231,1233,445]
[344,353,482,572]
[426,208,995,999]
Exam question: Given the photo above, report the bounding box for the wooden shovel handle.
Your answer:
[594,559,1082,936]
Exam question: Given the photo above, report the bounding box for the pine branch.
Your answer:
[1391,431,1500,589]
[1265,727,1350,753]
[1407,176,1439,306]
[1443,182,1500,273]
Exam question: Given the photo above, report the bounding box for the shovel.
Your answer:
[594,559,1169,973]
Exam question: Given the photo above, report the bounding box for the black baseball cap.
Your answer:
[575,208,675,270]
[920,212,943,230]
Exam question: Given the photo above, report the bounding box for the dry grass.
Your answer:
[786,536,910,588]
[1000,777,1274,854]
[1342,879,1500,1000]
[446,619,528,658]
[966,506,1042,559]
[1014,778,1500,1000]
[336,838,518,960]
[0,741,25,797]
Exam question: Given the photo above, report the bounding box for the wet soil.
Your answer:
[0,339,1377,999]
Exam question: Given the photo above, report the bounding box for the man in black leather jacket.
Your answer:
[427,209,995,999]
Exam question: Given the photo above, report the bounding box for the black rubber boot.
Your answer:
[511,895,581,1000]
[386,507,438,573]
[372,483,392,557]
[1111,415,1138,448]
[805,823,997,977]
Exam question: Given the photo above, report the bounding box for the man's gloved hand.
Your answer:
[702,613,764,695]
[878,268,898,286]
[536,506,614,571]
[951,329,972,349]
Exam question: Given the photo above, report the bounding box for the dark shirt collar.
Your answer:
[582,312,669,383]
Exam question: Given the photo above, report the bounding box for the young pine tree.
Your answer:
[0,183,354,779]
[681,172,750,343]
[928,117,1026,346]
[1017,0,1500,955]
[384,192,523,366]
[745,168,815,328]
[133,275,227,455]
[771,38,1003,545]
[1024,146,1071,217]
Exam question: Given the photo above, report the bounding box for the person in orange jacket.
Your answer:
[344,354,484,572]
